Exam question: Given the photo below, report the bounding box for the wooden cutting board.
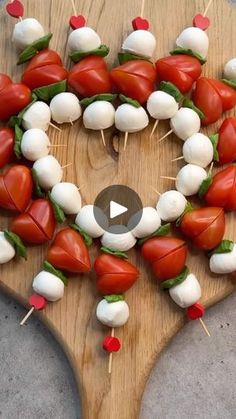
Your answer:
[0,1,236,418]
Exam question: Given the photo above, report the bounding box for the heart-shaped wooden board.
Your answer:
[0,1,236,418]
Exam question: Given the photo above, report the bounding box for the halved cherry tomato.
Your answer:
[0,73,12,93]
[0,128,15,168]
[47,228,91,273]
[0,82,32,121]
[0,165,33,212]
[217,118,236,164]
[94,254,139,294]
[68,55,112,97]
[204,166,236,211]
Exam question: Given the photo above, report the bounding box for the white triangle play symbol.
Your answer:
[109,200,128,219]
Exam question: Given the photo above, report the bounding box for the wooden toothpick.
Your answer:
[108,328,115,374]
[49,122,62,132]
[70,0,77,16]
[100,130,106,147]
[20,306,34,326]
[49,144,67,149]
[158,129,173,143]
[171,156,184,162]
[124,132,129,151]
[69,118,74,126]
[203,0,213,17]
[62,163,73,169]
[140,0,145,18]
[151,186,161,196]
[160,176,176,181]
[199,318,211,337]
[149,120,159,139]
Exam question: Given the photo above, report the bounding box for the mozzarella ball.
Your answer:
[22,102,51,131]
[50,182,81,215]
[21,129,50,161]
[224,58,236,81]
[183,133,213,168]
[83,101,115,130]
[130,207,161,238]
[210,244,236,274]
[147,91,178,120]
[50,93,82,124]
[75,205,107,238]
[156,190,187,222]
[176,164,207,196]
[169,273,201,308]
[122,30,156,59]
[32,271,64,302]
[115,104,149,133]
[96,299,129,328]
[170,108,201,141]
[0,232,15,264]
[12,18,45,50]
[101,229,136,251]
[68,27,101,52]
[176,27,209,59]
[33,155,63,190]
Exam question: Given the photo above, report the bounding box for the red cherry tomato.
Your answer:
[47,228,91,273]
[192,78,223,126]
[204,166,236,211]
[0,128,15,168]
[217,118,236,164]
[68,55,112,97]
[22,49,68,90]
[207,79,236,111]
[155,55,202,93]
[111,60,156,104]
[0,82,32,121]
[180,207,225,250]
[0,73,12,93]
[94,254,139,294]
[0,165,33,212]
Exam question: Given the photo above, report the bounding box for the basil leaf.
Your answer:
[119,94,140,108]
[43,261,68,286]
[209,240,234,257]
[198,171,213,199]
[17,33,53,64]
[80,93,117,108]
[14,125,23,159]
[4,230,27,259]
[176,201,193,227]
[70,224,93,247]
[221,79,236,90]
[69,45,109,62]
[48,192,66,224]
[170,47,207,65]
[138,223,171,245]
[104,295,124,303]
[118,52,150,64]
[159,81,183,102]
[31,168,45,198]
[209,134,219,162]
[160,266,189,289]
[100,246,128,259]
[9,93,37,128]
[182,98,205,120]
[33,80,67,102]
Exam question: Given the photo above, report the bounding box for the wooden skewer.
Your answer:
[203,0,213,17]
[171,156,184,162]
[70,0,77,15]
[151,186,161,196]
[62,163,73,169]
[49,122,62,132]
[124,132,129,151]
[49,144,67,149]
[199,318,210,337]
[69,118,74,126]
[100,130,106,147]
[158,129,173,143]
[140,0,146,18]
[108,328,115,374]
[160,176,176,181]
[209,161,214,172]
[149,120,159,139]
[20,306,34,326]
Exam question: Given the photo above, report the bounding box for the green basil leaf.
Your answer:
[48,192,66,224]
[104,294,124,303]
[209,133,219,162]
[4,230,27,259]
[9,93,37,128]
[170,47,207,65]
[182,98,205,120]
[159,81,183,102]
[176,201,193,227]
[33,80,67,102]
[80,93,117,108]
[43,260,68,286]
[160,266,189,289]
[118,52,150,64]
[138,223,171,245]
[198,170,213,199]
[209,240,234,257]
[119,94,140,108]
[31,168,45,198]
[221,79,236,90]
[14,125,23,159]
[69,45,109,62]
[17,33,53,64]
[100,246,128,259]
[70,224,93,247]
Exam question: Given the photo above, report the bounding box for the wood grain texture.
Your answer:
[0,1,236,418]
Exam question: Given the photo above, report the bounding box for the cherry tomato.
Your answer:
[0,83,32,121]
[11,199,55,244]
[217,118,236,164]
[94,254,139,294]
[204,166,236,211]
[207,79,236,112]
[192,78,223,126]
[68,55,112,97]
[0,128,15,168]
[0,73,12,93]
[111,60,156,104]
[155,55,202,93]
[0,165,33,212]
[47,228,91,273]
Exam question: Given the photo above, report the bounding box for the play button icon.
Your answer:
[110,201,128,219]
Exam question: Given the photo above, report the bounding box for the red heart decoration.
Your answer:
[103,336,121,353]
[29,293,47,310]
[0,165,33,212]
[6,0,24,18]
[69,15,86,30]
[132,16,149,31]
[193,14,210,31]
[187,302,205,320]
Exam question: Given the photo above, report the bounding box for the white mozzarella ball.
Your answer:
[101,230,136,251]
[147,91,178,120]
[183,133,213,168]
[12,18,45,50]
[83,101,115,130]
[122,30,156,58]
[224,58,236,81]
[176,27,209,59]
[210,244,236,274]
[68,27,101,52]
[176,164,207,196]
[170,108,201,141]
[50,93,82,124]
[22,102,51,131]
[169,273,201,308]
[0,232,15,264]
[50,182,81,215]
[156,190,187,222]
[32,271,64,302]
[130,207,161,238]
[96,299,129,328]
[33,155,63,190]
[21,129,50,161]
[115,104,149,133]
[75,205,107,238]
